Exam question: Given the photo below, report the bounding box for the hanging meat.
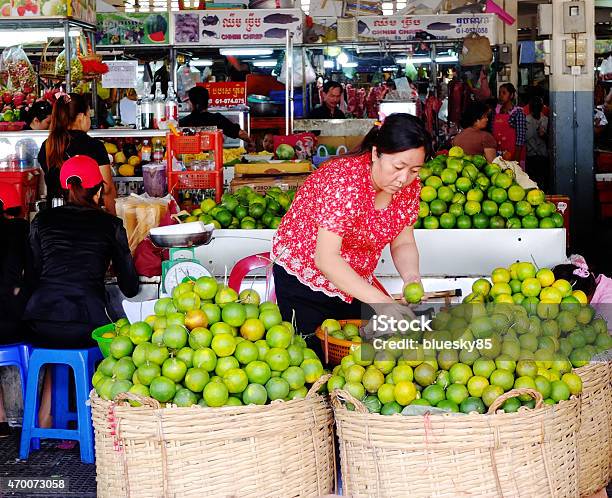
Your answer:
[345,84,357,116]
[447,77,465,125]
[424,92,442,135]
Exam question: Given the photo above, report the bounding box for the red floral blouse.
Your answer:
[271,153,420,302]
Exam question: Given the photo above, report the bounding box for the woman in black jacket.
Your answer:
[0,183,29,436]
[24,155,139,427]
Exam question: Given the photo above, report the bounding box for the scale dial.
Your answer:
[163,261,210,295]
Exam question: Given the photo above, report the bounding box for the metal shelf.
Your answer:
[90,129,168,139]
[0,17,95,31]
[113,176,143,182]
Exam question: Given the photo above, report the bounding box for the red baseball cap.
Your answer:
[60,155,104,189]
[0,182,21,209]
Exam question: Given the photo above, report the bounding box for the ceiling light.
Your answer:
[435,55,458,63]
[382,66,397,71]
[220,48,273,56]
[342,62,358,67]
[396,57,432,64]
[0,29,80,47]
[336,51,349,65]
[191,59,213,66]
[323,60,335,68]
[253,60,277,67]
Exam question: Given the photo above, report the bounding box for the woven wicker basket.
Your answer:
[331,387,581,498]
[574,360,612,496]
[91,375,335,498]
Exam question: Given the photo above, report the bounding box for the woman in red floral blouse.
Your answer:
[271,113,430,337]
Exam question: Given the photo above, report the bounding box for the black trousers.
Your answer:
[526,155,550,192]
[272,263,366,345]
[28,320,98,349]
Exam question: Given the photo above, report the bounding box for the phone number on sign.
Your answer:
[1,478,68,493]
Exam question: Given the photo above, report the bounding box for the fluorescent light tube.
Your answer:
[253,60,277,67]
[396,57,432,64]
[191,59,213,67]
[220,48,273,56]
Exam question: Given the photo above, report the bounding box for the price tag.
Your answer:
[102,61,139,89]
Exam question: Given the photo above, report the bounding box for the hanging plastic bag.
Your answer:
[600,55,612,79]
[176,63,201,102]
[55,45,83,84]
[115,193,174,253]
[2,46,36,93]
[459,33,493,67]
[277,51,316,87]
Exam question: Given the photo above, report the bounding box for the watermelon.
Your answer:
[144,14,168,38]
[149,31,165,43]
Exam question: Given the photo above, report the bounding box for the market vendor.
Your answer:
[23,100,52,131]
[179,86,254,147]
[271,113,427,336]
[24,156,138,427]
[492,83,527,168]
[37,93,117,214]
[309,81,346,119]
[452,101,497,163]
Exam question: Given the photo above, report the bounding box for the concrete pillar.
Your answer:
[501,0,519,89]
[549,0,595,252]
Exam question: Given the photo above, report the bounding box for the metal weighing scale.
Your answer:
[149,222,215,297]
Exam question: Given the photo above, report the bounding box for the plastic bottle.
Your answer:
[165,81,179,123]
[140,83,153,130]
[135,98,142,130]
[152,138,164,162]
[141,139,152,162]
[153,82,165,129]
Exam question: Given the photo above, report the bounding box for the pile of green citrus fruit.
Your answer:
[465,261,589,306]
[415,146,562,229]
[328,263,612,415]
[183,187,294,229]
[93,278,325,407]
[320,319,363,343]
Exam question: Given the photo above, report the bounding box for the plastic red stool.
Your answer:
[229,252,276,303]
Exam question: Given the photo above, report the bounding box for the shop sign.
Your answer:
[173,9,303,45]
[96,12,170,46]
[0,0,95,26]
[102,60,138,89]
[200,82,246,107]
[356,14,498,43]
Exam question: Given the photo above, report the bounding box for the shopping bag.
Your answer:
[459,33,493,67]
[277,52,316,87]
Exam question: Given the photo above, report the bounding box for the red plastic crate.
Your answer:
[169,171,220,190]
[0,168,40,213]
[166,131,224,203]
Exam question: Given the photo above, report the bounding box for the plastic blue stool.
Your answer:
[52,350,101,430]
[19,347,102,464]
[0,343,29,400]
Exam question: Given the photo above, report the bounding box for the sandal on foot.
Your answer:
[56,440,77,450]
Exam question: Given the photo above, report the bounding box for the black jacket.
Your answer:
[308,105,346,119]
[0,217,29,342]
[24,205,139,327]
[179,111,241,139]
[38,130,109,206]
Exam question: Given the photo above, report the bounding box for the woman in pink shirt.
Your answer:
[553,255,612,329]
[271,113,429,337]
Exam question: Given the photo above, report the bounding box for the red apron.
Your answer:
[493,105,526,169]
